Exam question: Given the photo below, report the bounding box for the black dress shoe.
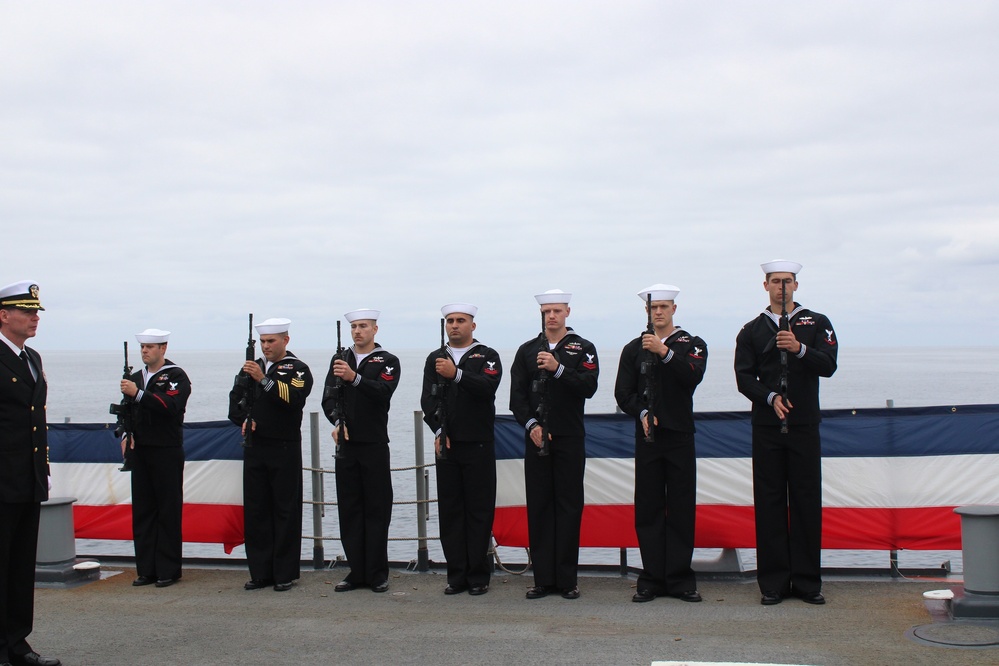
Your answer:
[632,589,656,603]
[132,575,156,587]
[560,586,580,600]
[155,576,180,588]
[244,579,274,590]
[334,580,356,592]
[469,585,489,596]
[371,580,389,593]
[671,590,702,603]
[526,585,549,599]
[444,584,467,595]
[12,652,61,666]
[793,590,826,605]
[273,582,293,592]
[761,590,784,605]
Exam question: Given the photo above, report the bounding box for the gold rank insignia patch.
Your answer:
[291,379,305,388]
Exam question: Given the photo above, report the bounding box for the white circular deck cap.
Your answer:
[73,561,101,570]
[922,589,954,600]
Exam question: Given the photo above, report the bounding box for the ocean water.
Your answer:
[44,346,999,573]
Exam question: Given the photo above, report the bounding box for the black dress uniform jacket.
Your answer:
[509,329,598,436]
[420,342,502,441]
[321,345,399,444]
[0,343,48,503]
[614,329,707,436]
[229,353,314,443]
[130,363,191,447]
[735,306,838,425]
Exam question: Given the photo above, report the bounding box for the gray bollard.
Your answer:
[36,496,101,587]
[950,505,999,619]
[36,497,78,565]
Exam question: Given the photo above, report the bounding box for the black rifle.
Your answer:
[234,314,256,447]
[109,341,135,472]
[532,310,551,457]
[640,292,656,443]
[779,280,790,435]
[326,320,347,459]
[431,318,449,460]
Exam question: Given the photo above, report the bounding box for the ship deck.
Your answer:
[32,566,999,665]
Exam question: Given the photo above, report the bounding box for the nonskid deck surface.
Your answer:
[34,568,993,665]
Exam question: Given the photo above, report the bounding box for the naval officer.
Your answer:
[0,281,61,666]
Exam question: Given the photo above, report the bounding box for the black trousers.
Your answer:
[524,433,585,590]
[436,441,496,588]
[634,429,697,595]
[752,424,823,594]
[131,446,185,580]
[0,501,40,662]
[243,442,303,585]
[336,441,393,587]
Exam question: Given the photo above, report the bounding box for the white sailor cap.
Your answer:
[254,318,291,334]
[637,284,680,302]
[761,259,802,275]
[534,289,571,305]
[0,281,45,311]
[135,328,170,344]
[344,309,380,323]
[441,303,478,318]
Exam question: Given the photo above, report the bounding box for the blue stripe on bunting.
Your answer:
[496,404,999,461]
[48,420,244,463]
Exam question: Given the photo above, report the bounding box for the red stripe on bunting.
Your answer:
[493,505,963,551]
[73,504,245,554]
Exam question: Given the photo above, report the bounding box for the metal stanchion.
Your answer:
[413,410,430,572]
[885,398,901,577]
[309,412,325,569]
[414,410,430,572]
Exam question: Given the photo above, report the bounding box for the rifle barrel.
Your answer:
[643,292,656,443]
[779,281,789,434]
[536,310,551,457]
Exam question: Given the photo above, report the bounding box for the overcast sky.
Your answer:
[2,1,997,354]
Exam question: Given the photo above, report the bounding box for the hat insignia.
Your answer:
[29,285,39,299]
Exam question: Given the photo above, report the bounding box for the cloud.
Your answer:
[1,1,997,351]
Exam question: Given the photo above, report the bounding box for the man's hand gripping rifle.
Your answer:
[234,314,257,447]
[109,341,135,472]
[532,310,552,457]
